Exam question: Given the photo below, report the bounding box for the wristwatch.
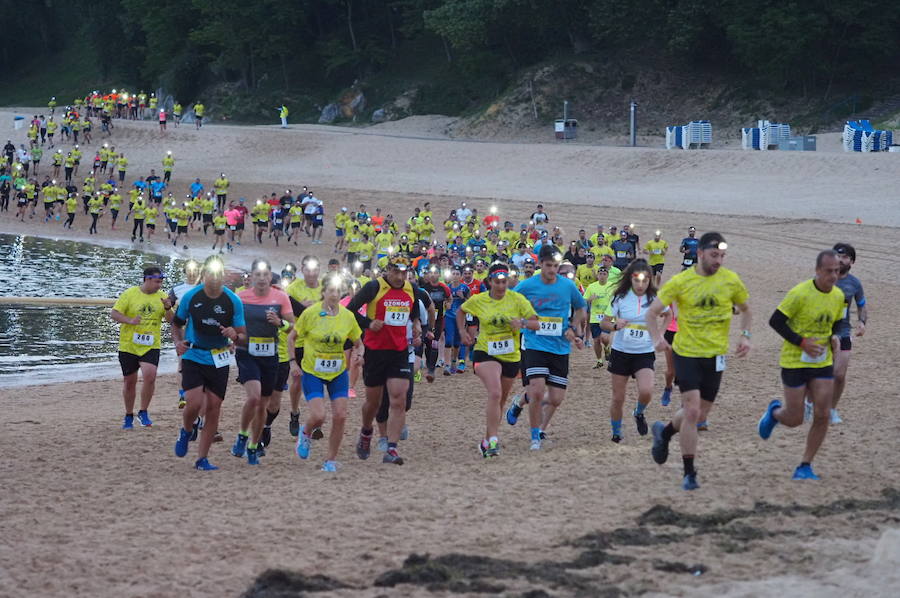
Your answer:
[740,330,751,338]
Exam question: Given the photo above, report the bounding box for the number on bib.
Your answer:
[620,326,647,350]
[616,251,627,258]
[314,353,344,373]
[487,336,514,356]
[249,337,275,357]
[210,347,231,368]
[385,305,410,326]
[536,316,563,337]
[652,249,662,255]
[132,332,155,346]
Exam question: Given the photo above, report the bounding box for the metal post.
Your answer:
[630,101,637,147]
[564,100,568,122]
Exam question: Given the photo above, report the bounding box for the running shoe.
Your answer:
[311,427,324,440]
[257,445,266,457]
[660,387,672,407]
[321,460,338,472]
[356,431,372,460]
[830,409,843,425]
[682,473,700,491]
[792,464,820,481]
[651,421,669,464]
[383,448,404,465]
[296,431,311,460]
[189,417,202,442]
[457,360,466,373]
[530,438,542,451]
[593,359,604,369]
[634,411,648,436]
[443,366,452,376]
[426,369,435,383]
[414,370,422,383]
[486,439,500,458]
[377,437,388,452]
[137,410,153,427]
[231,433,248,457]
[400,425,409,441]
[178,389,186,409]
[289,412,300,437]
[803,399,813,422]
[758,399,781,440]
[260,426,271,447]
[122,414,134,430]
[479,441,488,458]
[611,434,622,444]
[696,421,708,432]
[246,447,260,465]
[194,457,219,471]
[213,431,223,443]
[506,396,523,426]
[174,427,191,457]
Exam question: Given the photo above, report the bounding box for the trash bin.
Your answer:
[13,116,24,130]
[554,118,578,140]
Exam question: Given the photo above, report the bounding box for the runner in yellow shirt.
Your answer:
[757,250,845,481]
[644,232,752,491]
[212,212,228,252]
[582,265,616,368]
[162,151,175,183]
[145,205,158,240]
[284,258,324,434]
[458,263,538,458]
[63,194,78,229]
[288,273,363,471]
[110,266,175,429]
[643,230,669,286]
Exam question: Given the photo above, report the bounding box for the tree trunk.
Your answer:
[281,53,289,90]
[442,36,452,63]
[347,0,358,52]
[386,3,396,50]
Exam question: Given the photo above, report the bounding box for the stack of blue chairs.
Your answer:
[742,120,791,150]
[844,120,893,152]
[666,120,712,149]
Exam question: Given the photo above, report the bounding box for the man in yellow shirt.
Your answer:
[110,266,175,429]
[284,258,324,433]
[213,173,229,211]
[643,230,669,286]
[582,265,615,368]
[644,232,752,491]
[193,102,205,129]
[162,151,175,183]
[758,250,845,481]
[116,153,128,183]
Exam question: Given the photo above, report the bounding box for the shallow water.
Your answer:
[0,233,186,387]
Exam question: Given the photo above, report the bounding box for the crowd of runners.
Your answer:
[107,203,867,490]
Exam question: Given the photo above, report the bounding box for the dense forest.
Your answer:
[2,0,899,113]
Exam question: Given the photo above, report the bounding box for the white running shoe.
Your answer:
[830,409,843,424]
[530,438,542,451]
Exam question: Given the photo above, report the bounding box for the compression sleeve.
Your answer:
[769,309,803,346]
[345,279,380,329]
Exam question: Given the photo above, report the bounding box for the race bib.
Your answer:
[229,225,236,230]
[842,305,849,319]
[132,332,155,346]
[652,249,662,255]
[314,353,343,373]
[620,326,647,350]
[616,251,627,258]
[715,354,726,372]
[683,259,693,266]
[487,335,514,356]
[210,346,231,368]
[249,337,275,357]
[800,347,827,364]
[385,305,410,326]
[536,316,563,337]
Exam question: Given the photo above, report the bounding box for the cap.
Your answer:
[388,256,410,271]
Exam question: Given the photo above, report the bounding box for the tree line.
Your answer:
[2,0,898,104]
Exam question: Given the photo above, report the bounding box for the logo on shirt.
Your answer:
[213,304,226,315]
[193,302,203,308]
[695,295,719,309]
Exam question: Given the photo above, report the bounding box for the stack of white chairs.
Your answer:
[844,120,893,152]
[666,121,712,149]
[742,120,791,150]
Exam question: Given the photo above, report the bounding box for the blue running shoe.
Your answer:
[137,410,153,427]
[660,387,672,407]
[506,397,523,426]
[231,433,248,457]
[697,421,708,431]
[296,429,311,459]
[174,427,191,457]
[651,421,669,464]
[321,460,338,472]
[792,464,820,481]
[122,414,134,430]
[758,399,781,440]
[682,473,700,491]
[194,458,219,471]
[247,447,259,465]
[457,360,466,373]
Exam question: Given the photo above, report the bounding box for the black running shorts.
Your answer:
[181,358,229,400]
[118,349,160,377]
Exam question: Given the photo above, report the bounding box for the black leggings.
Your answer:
[65,212,75,227]
[376,369,413,424]
[132,218,144,238]
[426,314,445,370]
[89,213,99,233]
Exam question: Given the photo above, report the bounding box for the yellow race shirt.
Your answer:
[113,286,168,355]
[776,279,845,369]
[294,302,362,380]
[644,239,668,266]
[656,266,749,358]
[582,280,616,323]
[460,290,536,362]
[285,279,323,348]
[576,264,597,288]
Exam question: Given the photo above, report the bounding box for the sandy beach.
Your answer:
[1,111,899,597]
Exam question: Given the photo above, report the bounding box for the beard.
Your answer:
[839,263,851,275]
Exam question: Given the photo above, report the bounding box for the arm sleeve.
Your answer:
[769,309,803,346]
[346,280,380,329]
[173,289,191,327]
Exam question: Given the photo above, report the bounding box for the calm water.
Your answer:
[0,234,187,387]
